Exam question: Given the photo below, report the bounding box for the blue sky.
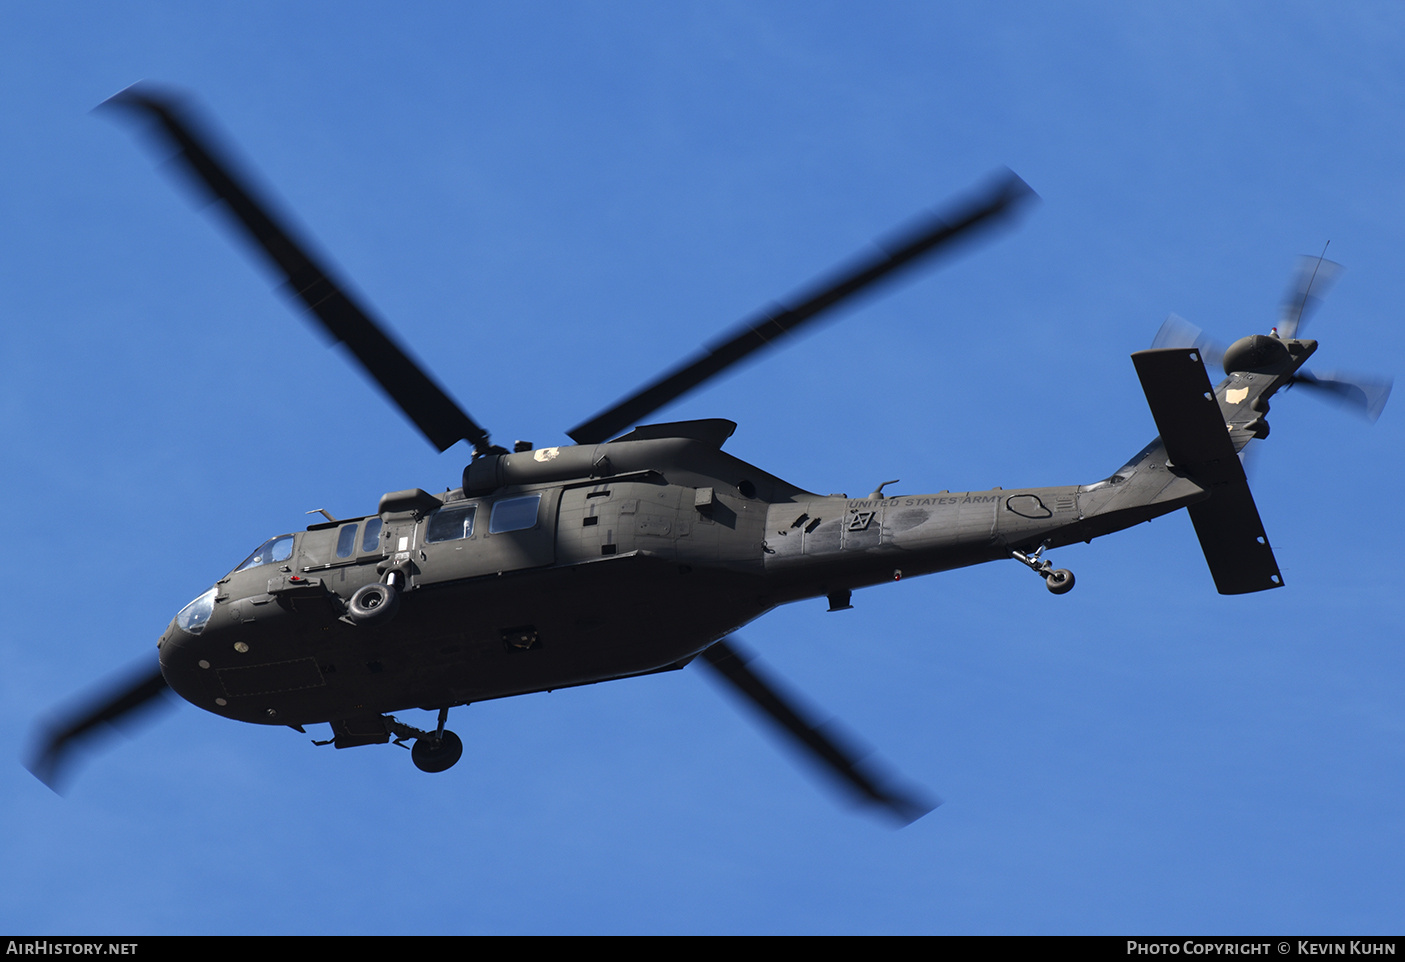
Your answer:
[3,3,1403,935]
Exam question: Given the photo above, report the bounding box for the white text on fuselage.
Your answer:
[846,495,1001,510]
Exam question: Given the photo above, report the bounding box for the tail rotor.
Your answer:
[1151,256,1391,422]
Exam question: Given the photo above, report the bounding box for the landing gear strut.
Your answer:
[409,706,462,773]
[1011,542,1075,595]
[318,709,465,772]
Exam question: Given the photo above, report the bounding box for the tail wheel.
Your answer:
[347,582,400,626]
[1045,568,1075,595]
[411,730,463,773]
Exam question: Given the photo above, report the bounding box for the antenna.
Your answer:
[1286,240,1332,336]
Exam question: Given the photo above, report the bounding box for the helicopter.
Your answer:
[26,85,1391,824]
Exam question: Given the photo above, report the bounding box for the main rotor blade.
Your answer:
[26,662,173,793]
[103,85,499,456]
[698,638,935,826]
[568,171,1036,444]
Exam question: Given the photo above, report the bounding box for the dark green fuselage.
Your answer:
[158,335,1314,732]
[148,415,1209,732]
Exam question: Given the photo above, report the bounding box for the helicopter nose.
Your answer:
[158,590,235,715]
[157,615,209,708]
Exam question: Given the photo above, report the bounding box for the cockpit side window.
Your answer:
[234,534,294,572]
[426,504,477,543]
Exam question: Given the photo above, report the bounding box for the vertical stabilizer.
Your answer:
[1131,348,1283,594]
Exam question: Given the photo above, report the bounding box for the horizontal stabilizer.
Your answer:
[1186,483,1283,594]
[1132,349,1283,594]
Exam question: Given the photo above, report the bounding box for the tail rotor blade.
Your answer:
[1292,369,1393,422]
[698,638,936,825]
[1151,314,1227,374]
[1278,254,1342,339]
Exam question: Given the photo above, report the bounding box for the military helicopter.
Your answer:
[27,85,1390,824]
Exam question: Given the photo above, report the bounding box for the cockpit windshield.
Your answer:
[176,586,217,635]
[234,534,294,573]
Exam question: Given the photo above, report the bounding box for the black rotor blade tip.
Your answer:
[98,83,495,455]
[567,169,1036,444]
[25,666,172,793]
[699,639,936,825]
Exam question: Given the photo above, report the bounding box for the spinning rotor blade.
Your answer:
[568,171,1036,444]
[26,662,172,792]
[103,85,499,456]
[1278,254,1342,339]
[1151,314,1227,374]
[1272,255,1391,421]
[1291,369,1392,422]
[1152,315,1391,421]
[698,638,936,826]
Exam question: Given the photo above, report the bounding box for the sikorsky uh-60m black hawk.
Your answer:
[28,86,1391,823]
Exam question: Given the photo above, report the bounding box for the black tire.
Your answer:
[1045,569,1075,595]
[347,582,400,626]
[411,730,463,773]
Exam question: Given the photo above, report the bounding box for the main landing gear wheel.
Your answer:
[347,582,400,626]
[1011,542,1075,595]
[411,730,463,773]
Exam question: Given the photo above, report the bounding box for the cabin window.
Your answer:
[489,494,541,534]
[234,534,294,572]
[361,517,383,553]
[335,523,359,558]
[426,504,477,543]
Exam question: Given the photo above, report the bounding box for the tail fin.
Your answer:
[1131,348,1283,594]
